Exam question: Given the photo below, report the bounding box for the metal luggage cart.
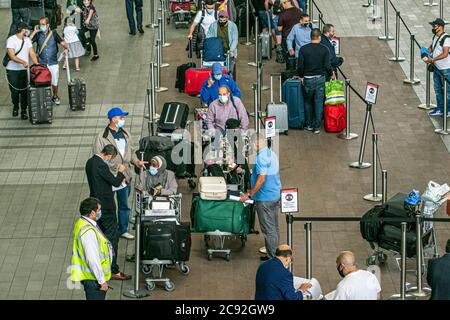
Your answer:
[204,230,247,261]
[137,193,191,292]
[168,0,197,29]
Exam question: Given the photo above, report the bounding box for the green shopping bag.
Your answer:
[325,80,345,105]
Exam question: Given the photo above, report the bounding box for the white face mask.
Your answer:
[24,30,30,37]
[117,119,125,128]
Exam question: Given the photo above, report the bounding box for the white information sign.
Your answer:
[281,188,299,213]
[330,37,340,55]
[265,116,276,139]
[365,82,379,105]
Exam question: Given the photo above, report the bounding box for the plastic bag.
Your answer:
[422,180,450,203]
[325,80,345,105]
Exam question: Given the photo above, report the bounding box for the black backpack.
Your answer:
[360,205,384,243]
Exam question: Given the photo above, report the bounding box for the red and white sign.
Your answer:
[281,188,299,213]
[265,116,276,139]
[365,82,380,105]
[330,37,340,55]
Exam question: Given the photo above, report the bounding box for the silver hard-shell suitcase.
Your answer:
[266,73,288,135]
[259,11,272,60]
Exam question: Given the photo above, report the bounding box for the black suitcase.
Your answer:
[377,224,417,258]
[174,222,191,262]
[176,62,196,92]
[28,86,53,124]
[141,221,177,261]
[360,205,384,243]
[66,56,86,111]
[158,102,189,133]
[382,193,416,230]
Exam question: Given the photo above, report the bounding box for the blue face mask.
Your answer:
[207,9,215,15]
[116,119,125,128]
[149,166,158,176]
[103,159,109,165]
[40,25,47,33]
[96,210,102,221]
[214,74,222,81]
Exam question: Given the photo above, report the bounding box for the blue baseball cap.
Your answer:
[212,63,223,75]
[107,107,129,119]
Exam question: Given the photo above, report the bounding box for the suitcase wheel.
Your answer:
[31,121,37,125]
[146,281,156,291]
[141,264,152,275]
[207,253,213,261]
[179,264,190,275]
[225,253,231,262]
[240,236,247,247]
[164,281,175,292]
[48,120,52,124]
[284,131,288,136]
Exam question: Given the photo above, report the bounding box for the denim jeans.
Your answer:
[433,68,450,112]
[81,280,106,300]
[255,201,280,258]
[303,75,326,130]
[116,184,131,235]
[8,8,31,37]
[125,0,143,33]
[97,209,119,274]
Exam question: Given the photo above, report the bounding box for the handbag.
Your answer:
[2,39,24,68]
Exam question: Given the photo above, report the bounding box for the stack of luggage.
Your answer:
[28,64,53,124]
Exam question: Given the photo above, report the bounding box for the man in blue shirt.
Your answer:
[255,244,312,300]
[287,13,315,58]
[200,63,241,106]
[241,135,281,260]
[30,17,68,105]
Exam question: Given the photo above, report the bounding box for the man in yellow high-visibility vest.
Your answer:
[70,197,113,300]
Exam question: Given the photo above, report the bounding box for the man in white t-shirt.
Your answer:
[5,22,39,120]
[329,251,381,300]
[425,18,450,117]
[187,0,217,57]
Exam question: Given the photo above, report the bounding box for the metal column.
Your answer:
[338,79,358,140]
[378,0,394,40]
[305,222,312,280]
[349,104,372,169]
[364,133,382,202]
[388,11,405,62]
[404,34,420,84]
[418,67,437,109]
[435,75,449,135]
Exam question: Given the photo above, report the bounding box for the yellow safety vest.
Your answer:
[70,217,112,282]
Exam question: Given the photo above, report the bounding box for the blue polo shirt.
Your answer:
[251,147,281,202]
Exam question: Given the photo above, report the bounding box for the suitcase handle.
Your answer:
[65,55,71,83]
[270,73,282,103]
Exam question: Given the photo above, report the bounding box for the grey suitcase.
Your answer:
[266,73,288,135]
[28,86,53,125]
[259,12,272,60]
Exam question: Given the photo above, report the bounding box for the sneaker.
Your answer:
[52,96,60,105]
[429,108,443,116]
[306,126,313,131]
[138,26,144,34]
[314,129,321,134]
[12,109,19,117]
[21,112,28,120]
[91,55,99,61]
[129,31,136,36]
[120,232,135,240]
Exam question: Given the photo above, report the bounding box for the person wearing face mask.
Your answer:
[85,144,131,281]
[5,22,39,120]
[188,0,218,57]
[138,156,178,197]
[71,197,113,300]
[206,85,249,134]
[327,251,381,300]
[287,13,316,60]
[255,245,312,300]
[94,107,148,242]
[206,10,239,77]
[200,63,241,106]
[425,18,450,117]
[320,24,343,81]
[30,17,69,106]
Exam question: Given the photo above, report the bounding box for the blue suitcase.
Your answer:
[282,77,305,129]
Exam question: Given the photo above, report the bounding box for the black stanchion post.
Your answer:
[286,214,293,273]
[404,34,420,84]
[305,222,312,279]
[349,103,372,169]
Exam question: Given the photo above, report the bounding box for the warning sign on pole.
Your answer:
[330,37,340,55]
[265,116,276,139]
[365,82,379,105]
[281,188,299,213]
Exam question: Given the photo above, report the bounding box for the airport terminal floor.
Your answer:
[0,0,450,301]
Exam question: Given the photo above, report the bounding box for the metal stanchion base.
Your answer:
[364,194,383,202]
[312,19,319,23]
[123,289,151,298]
[388,293,416,300]
[338,132,359,140]
[424,2,439,6]
[435,128,449,135]
[407,287,432,297]
[155,87,168,92]
[369,16,383,21]
[145,24,158,28]
[349,162,372,169]
[160,63,170,68]
[389,57,406,62]
[378,35,394,40]
[261,85,270,91]
[403,78,421,85]
[248,62,257,67]
[162,43,171,47]
[240,41,253,46]
[418,103,436,110]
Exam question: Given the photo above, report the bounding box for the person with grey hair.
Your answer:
[139,155,178,196]
[241,135,281,261]
[320,23,343,80]
[328,251,381,300]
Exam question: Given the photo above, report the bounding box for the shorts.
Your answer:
[258,10,276,31]
[272,15,281,36]
[47,64,59,87]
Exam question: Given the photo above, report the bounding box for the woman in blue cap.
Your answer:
[200,62,241,106]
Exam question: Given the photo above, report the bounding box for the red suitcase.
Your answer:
[184,68,212,96]
[324,104,346,133]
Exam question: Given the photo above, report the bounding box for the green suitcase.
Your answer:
[191,195,251,235]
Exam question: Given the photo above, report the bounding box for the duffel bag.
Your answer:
[325,80,345,105]
[30,64,52,87]
[324,104,346,133]
[382,193,416,230]
[360,205,384,242]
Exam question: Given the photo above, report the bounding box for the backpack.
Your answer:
[432,33,450,55]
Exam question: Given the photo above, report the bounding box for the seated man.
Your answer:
[206,85,249,134]
[255,244,312,300]
[200,63,241,106]
[141,156,178,196]
[327,251,381,300]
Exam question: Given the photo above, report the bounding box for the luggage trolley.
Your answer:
[169,0,197,28]
[136,191,190,292]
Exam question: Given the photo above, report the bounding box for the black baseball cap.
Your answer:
[429,18,448,27]
[16,22,30,32]
[205,0,215,5]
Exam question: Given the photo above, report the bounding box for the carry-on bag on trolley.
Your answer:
[267,73,288,135]
[30,64,52,87]
[202,37,226,62]
[360,205,384,243]
[282,76,305,129]
[377,224,418,258]
[185,68,212,96]
[198,176,227,200]
[324,104,346,133]
[65,56,86,111]
[382,193,417,230]
[28,86,53,124]
[177,39,196,92]
[158,102,189,133]
[259,11,272,60]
